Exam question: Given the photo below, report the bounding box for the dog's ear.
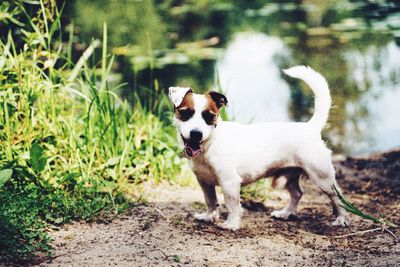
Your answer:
[168,87,193,108]
[208,91,228,109]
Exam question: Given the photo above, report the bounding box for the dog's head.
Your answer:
[169,87,227,158]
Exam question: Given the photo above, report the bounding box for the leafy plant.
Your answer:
[29,144,47,173]
[0,169,12,188]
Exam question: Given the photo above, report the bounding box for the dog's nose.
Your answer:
[190,129,203,141]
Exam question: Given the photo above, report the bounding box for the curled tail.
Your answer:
[283,66,331,131]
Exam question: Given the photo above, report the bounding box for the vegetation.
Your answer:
[72,0,167,48]
[0,1,183,262]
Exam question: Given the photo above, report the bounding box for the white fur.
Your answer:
[169,87,192,107]
[283,66,331,130]
[172,66,350,230]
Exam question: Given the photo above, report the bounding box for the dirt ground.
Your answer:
[36,150,399,266]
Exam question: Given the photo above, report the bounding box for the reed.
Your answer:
[0,1,183,261]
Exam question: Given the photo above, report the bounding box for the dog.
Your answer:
[169,66,350,230]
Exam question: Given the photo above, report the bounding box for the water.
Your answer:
[342,42,400,154]
[217,33,291,123]
[72,0,400,155]
[216,32,400,155]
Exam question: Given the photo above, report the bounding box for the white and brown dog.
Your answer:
[169,66,349,230]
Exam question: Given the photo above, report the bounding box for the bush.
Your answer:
[0,1,183,261]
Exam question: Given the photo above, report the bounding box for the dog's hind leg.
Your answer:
[304,161,350,227]
[194,178,219,222]
[271,169,303,220]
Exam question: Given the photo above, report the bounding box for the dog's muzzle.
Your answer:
[182,130,203,158]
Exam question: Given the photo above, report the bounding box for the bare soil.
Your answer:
[37,150,400,266]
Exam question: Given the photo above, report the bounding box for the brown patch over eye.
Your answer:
[202,94,220,126]
[177,108,195,121]
[175,91,195,121]
[202,110,217,125]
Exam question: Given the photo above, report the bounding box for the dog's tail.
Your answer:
[283,66,331,131]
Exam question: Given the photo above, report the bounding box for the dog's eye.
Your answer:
[178,109,194,121]
[202,111,216,125]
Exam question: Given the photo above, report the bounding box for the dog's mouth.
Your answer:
[182,136,203,158]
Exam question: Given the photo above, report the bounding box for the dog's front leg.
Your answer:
[219,178,242,230]
[194,178,219,222]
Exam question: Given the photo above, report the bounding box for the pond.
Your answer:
[71,1,400,156]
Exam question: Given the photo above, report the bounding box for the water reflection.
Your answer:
[217,33,290,123]
[217,34,400,155]
[344,41,400,154]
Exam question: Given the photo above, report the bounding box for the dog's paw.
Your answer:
[194,210,219,222]
[332,215,350,227]
[271,209,298,220]
[194,212,212,222]
[217,219,240,231]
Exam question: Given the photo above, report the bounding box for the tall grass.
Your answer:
[0,1,183,261]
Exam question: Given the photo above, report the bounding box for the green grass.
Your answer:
[240,179,272,203]
[0,1,183,262]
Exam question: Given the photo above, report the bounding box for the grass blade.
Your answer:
[333,185,397,228]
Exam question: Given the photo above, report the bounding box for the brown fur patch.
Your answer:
[176,91,194,110]
[271,176,287,189]
[241,160,302,186]
[202,95,219,125]
[205,95,219,114]
[271,168,304,189]
[175,92,195,121]
[264,160,304,184]
[208,91,228,109]
[264,160,290,177]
